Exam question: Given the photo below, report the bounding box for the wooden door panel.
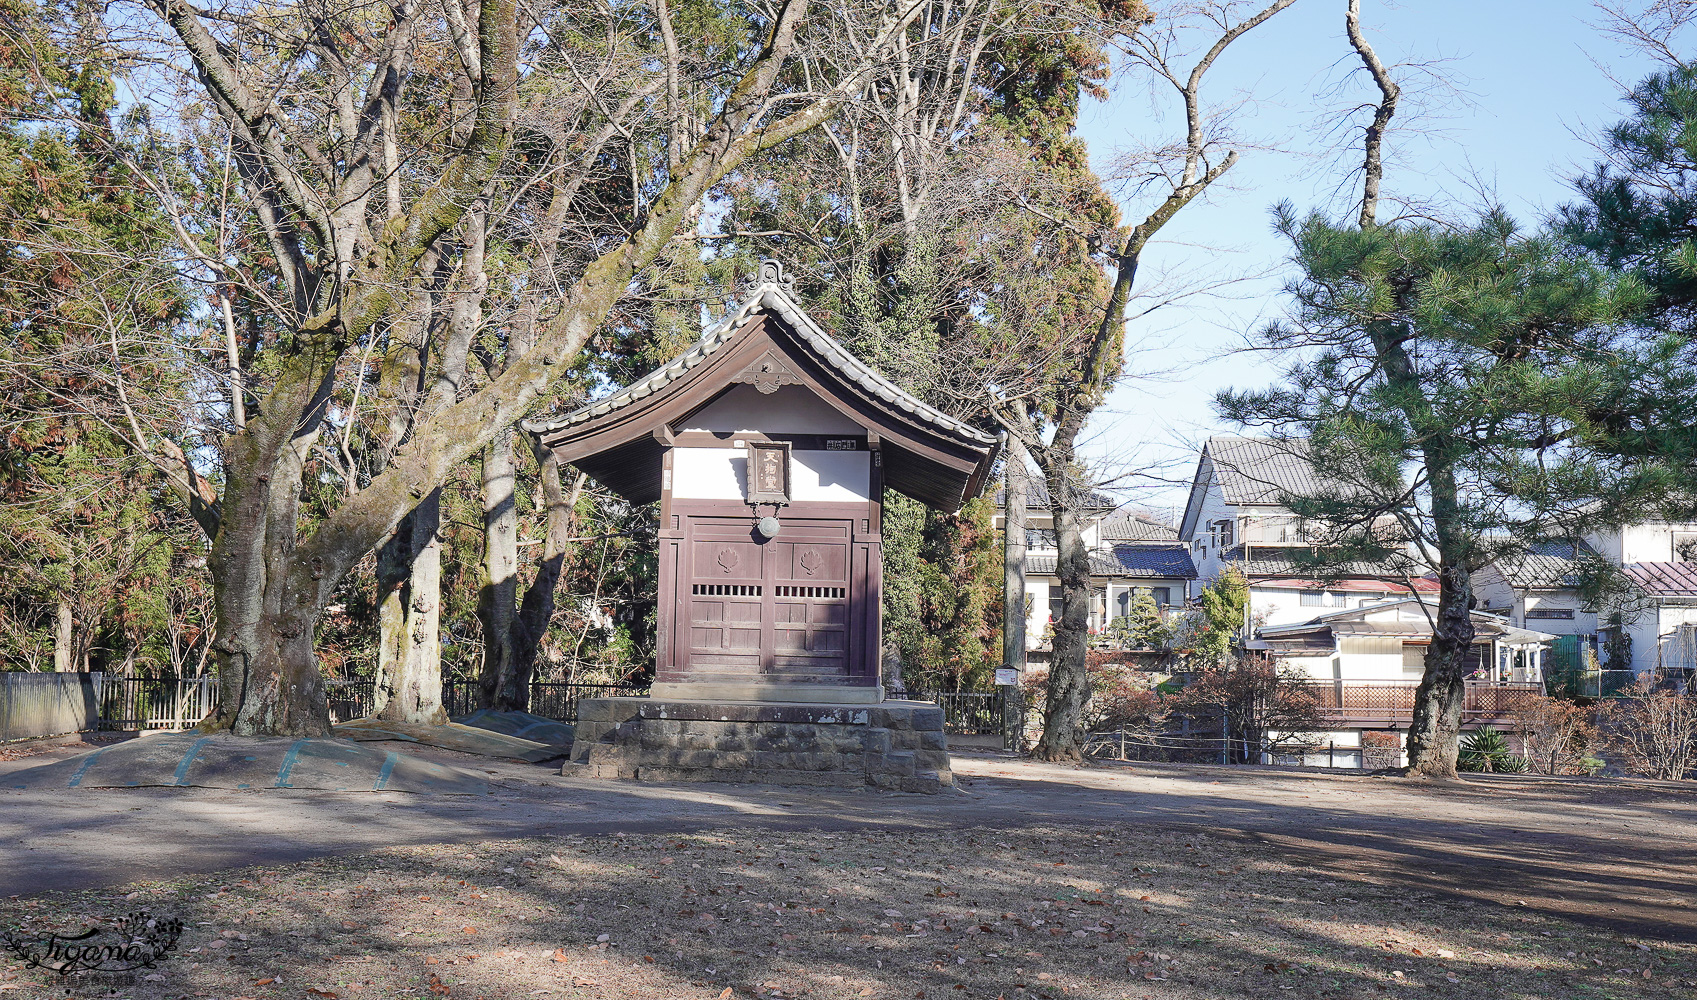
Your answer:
[775,541,849,583]
[677,512,859,684]
[692,539,762,581]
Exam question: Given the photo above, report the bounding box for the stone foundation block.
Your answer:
[565,697,953,793]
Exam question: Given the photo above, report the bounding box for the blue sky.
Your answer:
[1072,0,1666,519]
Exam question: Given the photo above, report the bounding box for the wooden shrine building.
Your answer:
[525,261,1001,708]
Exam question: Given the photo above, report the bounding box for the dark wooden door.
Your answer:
[769,522,851,680]
[683,519,766,677]
[681,515,853,684]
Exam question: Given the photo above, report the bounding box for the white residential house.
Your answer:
[1252,599,1555,767]
[1474,539,1600,639]
[994,483,1196,665]
[1583,522,1697,676]
[1475,526,1697,677]
[1179,436,1438,625]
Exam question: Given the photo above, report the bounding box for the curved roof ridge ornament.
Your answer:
[739,258,799,301]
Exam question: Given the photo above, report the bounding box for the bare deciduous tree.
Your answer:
[119,0,926,735]
[989,0,1296,760]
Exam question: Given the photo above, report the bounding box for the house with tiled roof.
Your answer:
[1474,539,1599,638]
[992,487,1195,664]
[1579,523,1697,676]
[1179,436,1436,626]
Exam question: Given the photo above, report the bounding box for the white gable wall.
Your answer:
[1186,472,1238,597]
[1338,635,1412,680]
[1620,522,1697,563]
[672,447,870,502]
[681,384,864,434]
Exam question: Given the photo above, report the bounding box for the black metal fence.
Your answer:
[441,679,649,718]
[1082,731,1389,767]
[92,677,1016,734]
[93,676,649,731]
[911,690,1004,735]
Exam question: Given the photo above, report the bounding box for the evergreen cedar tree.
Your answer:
[0,3,202,675]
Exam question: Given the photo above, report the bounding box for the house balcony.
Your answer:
[1290,680,1544,727]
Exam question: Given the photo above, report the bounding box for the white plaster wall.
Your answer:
[1027,577,1054,650]
[1473,564,1516,615]
[1583,526,1624,564]
[1254,587,1317,627]
[1626,613,1661,676]
[1186,469,1238,596]
[672,447,744,500]
[681,384,864,435]
[671,448,870,502]
[1649,605,1697,672]
[1275,653,1337,679]
[1522,593,1595,636]
[1401,643,1425,678]
[1254,588,1395,627]
[1336,636,1408,680]
[1621,523,1683,563]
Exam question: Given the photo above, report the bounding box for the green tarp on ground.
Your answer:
[332,718,562,762]
[3,733,488,794]
[453,709,575,748]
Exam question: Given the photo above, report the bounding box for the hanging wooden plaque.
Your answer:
[745,440,792,505]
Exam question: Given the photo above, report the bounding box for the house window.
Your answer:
[1148,587,1171,608]
[1117,590,1131,617]
[1049,594,1063,624]
[1332,592,1350,607]
[1300,591,1325,607]
[1526,608,1576,620]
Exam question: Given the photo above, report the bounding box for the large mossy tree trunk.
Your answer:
[373,489,447,725]
[477,426,522,710]
[205,409,333,736]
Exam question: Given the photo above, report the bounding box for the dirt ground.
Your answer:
[1,825,1693,1000]
[1,734,1694,999]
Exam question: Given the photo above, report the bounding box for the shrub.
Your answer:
[1458,726,1530,773]
[1020,657,1167,737]
[1513,695,1602,775]
[1597,672,1696,780]
[1168,654,1328,762]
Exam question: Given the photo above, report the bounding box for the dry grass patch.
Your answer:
[1,825,1691,999]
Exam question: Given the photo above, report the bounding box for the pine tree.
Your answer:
[1556,63,1697,495]
[1219,207,1657,777]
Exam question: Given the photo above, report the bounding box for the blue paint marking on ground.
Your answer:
[273,739,308,788]
[65,747,109,788]
[171,737,214,786]
[375,751,400,791]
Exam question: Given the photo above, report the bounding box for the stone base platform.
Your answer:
[567,698,953,793]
